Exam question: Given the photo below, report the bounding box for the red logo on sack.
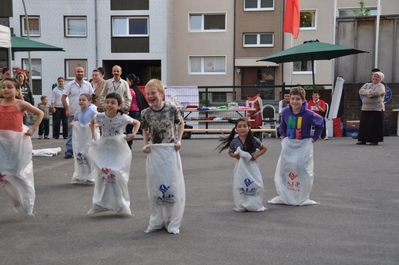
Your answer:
[101,167,110,174]
[288,172,297,180]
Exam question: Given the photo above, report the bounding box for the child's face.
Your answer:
[290,94,305,113]
[1,80,17,98]
[16,74,25,83]
[105,97,121,114]
[145,86,163,106]
[284,94,290,103]
[78,96,90,109]
[41,97,48,104]
[312,93,320,101]
[236,121,250,136]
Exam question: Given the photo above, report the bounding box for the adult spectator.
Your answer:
[356,71,385,145]
[100,65,131,113]
[51,77,68,139]
[278,90,290,121]
[91,69,106,112]
[125,73,149,149]
[62,67,94,158]
[307,90,328,140]
[16,72,35,125]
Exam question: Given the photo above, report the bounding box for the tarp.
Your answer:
[11,36,64,52]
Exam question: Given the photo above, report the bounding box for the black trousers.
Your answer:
[39,119,50,136]
[53,107,68,138]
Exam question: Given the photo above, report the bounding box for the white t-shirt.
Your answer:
[63,80,94,115]
[94,112,133,137]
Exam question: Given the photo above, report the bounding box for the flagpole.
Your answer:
[374,0,381,68]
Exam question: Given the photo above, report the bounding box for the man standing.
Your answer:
[278,90,290,120]
[91,69,106,112]
[100,65,131,113]
[51,77,68,139]
[61,67,94,158]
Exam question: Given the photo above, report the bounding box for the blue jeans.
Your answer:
[65,115,74,156]
[126,111,140,149]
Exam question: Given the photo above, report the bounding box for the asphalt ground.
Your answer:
[0,134,398,265]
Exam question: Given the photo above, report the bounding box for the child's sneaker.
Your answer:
[38,135,42,139]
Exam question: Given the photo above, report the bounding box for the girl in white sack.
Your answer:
[216,117,267,212]
[0,78,44,215]
[87,92,140,216]
[70,93,98,185]
[141,79,185,235]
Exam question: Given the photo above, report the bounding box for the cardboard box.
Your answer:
[346,120,360,129]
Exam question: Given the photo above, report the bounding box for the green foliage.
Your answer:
[199,98,209,107]
[353,1,370,16]
[303,85,325,90]
[151,67,161,80]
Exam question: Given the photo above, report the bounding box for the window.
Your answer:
[21,16,40,37]
[22,59,42,79]
[300,11,316,29]
[112,17,148,36]
[189,56,226,74]
[65,17,87,37]
[243,33,274,47]
[189,14,226,32]
[212,92,227,103]
[244,0,274,11]
[293,61,313,73]
[65,59,88,79]
[338,8,377,17]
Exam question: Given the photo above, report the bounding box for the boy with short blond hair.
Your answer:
[37,95,51,139]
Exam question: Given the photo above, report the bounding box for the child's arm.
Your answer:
[175,118,184,151]
[89,118,97,140]
[18,101,44,136]
[142,128,151,153]
[251,143,267,161]
[125,119,140,142]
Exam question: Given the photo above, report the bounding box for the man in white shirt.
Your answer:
[100,65,131,113]
[61,67,94,158]
[51,77,68,139]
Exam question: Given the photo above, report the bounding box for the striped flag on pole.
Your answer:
[284,0,301,39]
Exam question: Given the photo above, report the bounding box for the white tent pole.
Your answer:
[374,0,381,68]
[331,0,338,93]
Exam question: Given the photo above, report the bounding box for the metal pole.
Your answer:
[375,0,381,68]
[22,0,33,89]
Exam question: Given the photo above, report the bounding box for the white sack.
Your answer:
[87,135,131,215]
[32,147,62,157]
[0,128,35,215]
[233,147,266,212]
[269,138,318,206]
[145,144,185,234]
[71,122,99,184]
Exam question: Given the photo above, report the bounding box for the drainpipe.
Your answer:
[233,0,236,87]
[331,0,337,92]
[95,0,98,68]
[22,0,32,89]
[374,0,381,68]
[281,0,285,99]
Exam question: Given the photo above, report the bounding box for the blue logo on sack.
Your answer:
[157,184,175,204]
[76,152,88,165]
[244,178,254,187]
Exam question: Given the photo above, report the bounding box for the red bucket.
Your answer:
[332,117,342,137]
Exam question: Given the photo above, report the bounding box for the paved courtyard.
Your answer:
[0,134,398,265]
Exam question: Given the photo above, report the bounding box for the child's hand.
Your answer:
[251,154,258,161]
[234,153,240,160]
[174,141,181,151]
[142,146,151,153]
[69,123,73,127]
[25,128,35,136]
[125,133,136,142]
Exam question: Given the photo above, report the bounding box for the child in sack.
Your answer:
[70,93,98,184]
[141,79,186,235]
[269,87,324,206]
[216,117,267,212]
[87,92,140,215]
[0,78,44,215]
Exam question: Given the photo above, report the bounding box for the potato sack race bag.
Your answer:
[233,147,266,212]
[268,138,318,206]
[145,144,185,234]
[71,122,99,184]
[87,134,132,215]
[0,128,35,215]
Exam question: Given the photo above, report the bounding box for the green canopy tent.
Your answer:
[11,35,64,52]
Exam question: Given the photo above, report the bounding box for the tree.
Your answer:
[353,1,370,16]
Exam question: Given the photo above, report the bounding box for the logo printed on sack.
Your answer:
[287,172,300,191]
[157,184,175,204]
[101,167,116,185]
[239,178,256,196]
[0,172,9,186]
[76,152,89,165]
[288,172,297,180]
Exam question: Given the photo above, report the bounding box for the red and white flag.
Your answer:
[284,0,300,39]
